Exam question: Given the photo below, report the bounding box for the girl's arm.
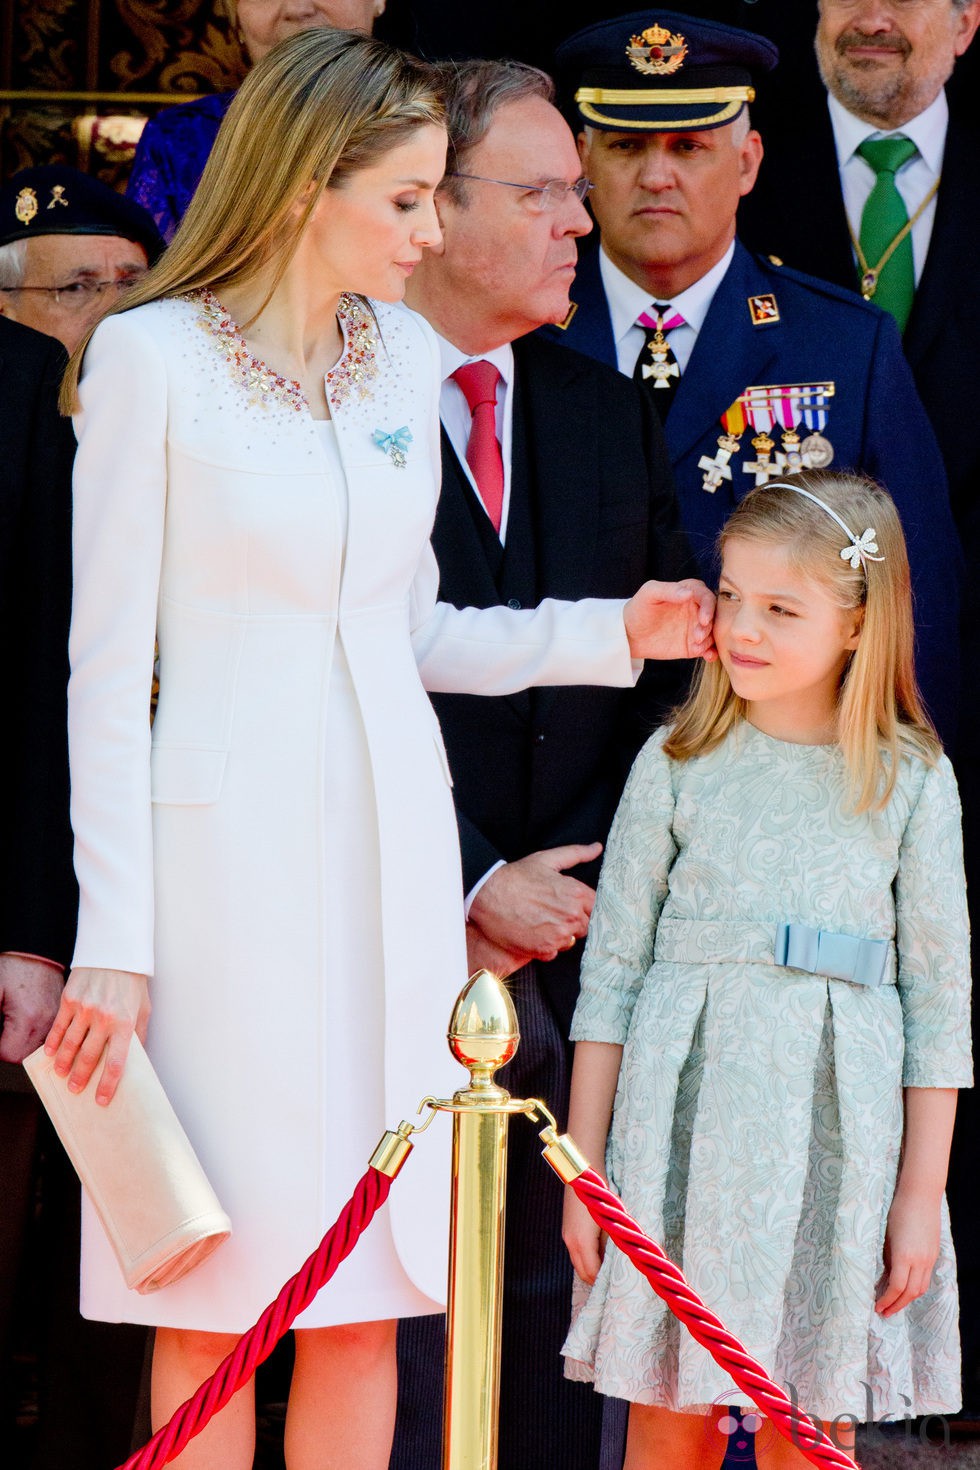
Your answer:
[562,1039,623,1285]
[876,1086,958,1318]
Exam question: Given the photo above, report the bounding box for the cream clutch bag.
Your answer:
[24,1035,231,1294]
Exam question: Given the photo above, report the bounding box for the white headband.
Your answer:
[765,482,885,572]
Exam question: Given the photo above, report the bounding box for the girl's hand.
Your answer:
[563,1184,606,1285]
[876,1185,942,1317]
[43,967,150,1107]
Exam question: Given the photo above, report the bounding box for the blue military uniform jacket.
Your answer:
[541,237,960,743]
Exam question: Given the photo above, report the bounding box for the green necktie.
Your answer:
[856,135,919,332]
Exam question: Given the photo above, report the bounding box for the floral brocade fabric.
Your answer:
[564,723,972,1421]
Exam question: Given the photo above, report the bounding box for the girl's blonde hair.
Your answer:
[61,26,443,413]
[664,471,940,810]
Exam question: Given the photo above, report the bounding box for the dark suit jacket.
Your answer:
[429,334,692,1035]
[541,237,960,745]
[0,317,77,970]
[740,93,980,530]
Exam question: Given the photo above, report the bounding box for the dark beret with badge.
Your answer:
[0,164,164,264]
[555,9,779,133]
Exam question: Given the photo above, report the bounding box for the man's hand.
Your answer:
[0,954,65,1065]
[468,843,602,964]
[624,578,716,662]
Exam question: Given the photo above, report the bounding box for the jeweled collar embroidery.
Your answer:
[325,295,380,409]
[193,287,380,412]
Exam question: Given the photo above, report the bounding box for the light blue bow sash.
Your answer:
[652,915,895,987]
[775,922,891,988]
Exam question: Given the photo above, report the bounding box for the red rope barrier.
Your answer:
[570,1168,859,1470]
[117,1164,393,1470]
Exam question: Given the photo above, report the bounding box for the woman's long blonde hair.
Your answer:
[61,26,443,413]
[664,472,940,810]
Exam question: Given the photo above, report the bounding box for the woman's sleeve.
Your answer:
[895,755,973,1087]
[410,547,639,693]
[570,735,677,1045]
[68,312,168,976]
[126,119,180,243]
[404,306,640,695]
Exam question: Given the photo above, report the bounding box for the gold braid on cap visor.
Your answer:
[575,84,754,129]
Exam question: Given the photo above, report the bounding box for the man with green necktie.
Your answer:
[815,0,979,331]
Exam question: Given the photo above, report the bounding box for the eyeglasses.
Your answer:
[446,173,594,213]
[0,275,147,309]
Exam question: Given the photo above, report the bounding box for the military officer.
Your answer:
[543,9,960,743]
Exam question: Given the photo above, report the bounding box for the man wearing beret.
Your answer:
[542,9,960,747]
[0,165,159,1467]
[0,164,162,353]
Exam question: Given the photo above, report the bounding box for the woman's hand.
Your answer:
[624,579,717,663]
[43,967,150,1106]
[563,1184,606,1285]
[876,1184,942,1318]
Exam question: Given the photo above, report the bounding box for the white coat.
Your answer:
[68,293,637,1330]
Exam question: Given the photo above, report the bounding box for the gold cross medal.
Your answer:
[739,390,782,485]
[699,433,741,493]
[642,328,680,389]
[743,430,779,486]
[700,400,747,493]
[778,429,804,475]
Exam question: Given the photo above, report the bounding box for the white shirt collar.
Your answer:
[827,88,948,176]
[436,334,513,388]
[599,241,736,350]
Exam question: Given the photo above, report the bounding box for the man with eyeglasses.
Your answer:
[392,58,694,1470]
[0,162,159,1469]
[0,165,162,353]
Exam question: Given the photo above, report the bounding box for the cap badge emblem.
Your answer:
[48,185,68,209]
[627,23,688,76]
[14,187,38,226]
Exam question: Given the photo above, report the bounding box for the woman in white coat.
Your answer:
[48,27,713,1470]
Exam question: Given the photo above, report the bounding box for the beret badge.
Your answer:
[626,23,688,76]
[14,187,38,226]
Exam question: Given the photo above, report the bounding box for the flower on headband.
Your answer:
[840,528,884,570]
[373,425,412,468]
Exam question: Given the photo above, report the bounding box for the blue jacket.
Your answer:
[541,238,960,743]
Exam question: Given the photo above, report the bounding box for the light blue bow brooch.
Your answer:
[373,425,413,469]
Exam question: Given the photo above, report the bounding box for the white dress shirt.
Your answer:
[827,89,947,286]
[437,335,516,543]
[600,241,736,378]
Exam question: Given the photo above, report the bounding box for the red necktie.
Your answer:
[451,361,504,533]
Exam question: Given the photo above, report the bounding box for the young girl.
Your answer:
[562,473,972,1469]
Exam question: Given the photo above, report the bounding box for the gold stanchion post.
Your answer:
[440,969,520,1470]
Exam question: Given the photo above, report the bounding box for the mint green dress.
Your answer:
[564,723,972,1420]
